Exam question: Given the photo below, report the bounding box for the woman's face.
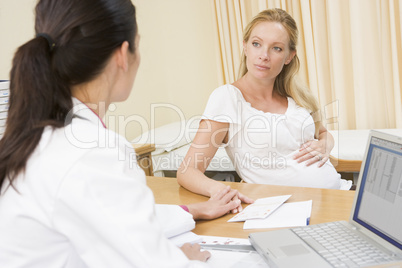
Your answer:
[243,21,295,82]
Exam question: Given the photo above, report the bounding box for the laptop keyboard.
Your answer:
[292,221,396,267]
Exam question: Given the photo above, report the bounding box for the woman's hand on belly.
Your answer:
[292,139,331,167]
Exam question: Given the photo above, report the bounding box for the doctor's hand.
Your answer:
[180,243,211,262]
[293,139,331,168]
[187,186,244,220]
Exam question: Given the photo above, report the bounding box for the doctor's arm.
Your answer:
[53,147,209,267]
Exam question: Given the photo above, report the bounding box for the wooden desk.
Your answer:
[146,176,356,239]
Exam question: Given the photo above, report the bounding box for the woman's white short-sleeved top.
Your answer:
[202,84,351,190]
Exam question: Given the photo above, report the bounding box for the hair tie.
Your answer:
[36,33,56,52]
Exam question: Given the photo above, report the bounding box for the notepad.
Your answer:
[227,195,291,222]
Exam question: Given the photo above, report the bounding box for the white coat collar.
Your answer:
[71,97,107,129]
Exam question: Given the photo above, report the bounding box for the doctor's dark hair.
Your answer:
[0,0,137,192]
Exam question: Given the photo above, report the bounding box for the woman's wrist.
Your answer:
[319,132,334,153]
[186,203,203,220]
[180,204,201,220]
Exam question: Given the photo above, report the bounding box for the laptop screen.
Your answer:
[353,135,402,250]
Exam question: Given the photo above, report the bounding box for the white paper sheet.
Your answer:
[200,235,251,246]
[228,195,291,222]
[169,231,203,247]
[243,200,312,229]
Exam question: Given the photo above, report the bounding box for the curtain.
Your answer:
[211,0,402,130]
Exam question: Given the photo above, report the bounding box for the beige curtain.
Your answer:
[212,0,402,130]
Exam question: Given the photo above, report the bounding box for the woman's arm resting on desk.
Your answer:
[177,120,253,213]
[293,124,335,167]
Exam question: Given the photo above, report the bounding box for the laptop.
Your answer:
[249,130,402,268]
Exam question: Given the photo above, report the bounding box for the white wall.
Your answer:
[106,0,221,141]
[0,0,36,78]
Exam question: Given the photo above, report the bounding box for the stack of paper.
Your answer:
[0,80,9,140]
[227,195,312,229]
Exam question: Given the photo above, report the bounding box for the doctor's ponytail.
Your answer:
[0,35,69,192]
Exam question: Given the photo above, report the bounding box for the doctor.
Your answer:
[0,0,240,267]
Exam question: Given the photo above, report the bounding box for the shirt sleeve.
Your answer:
[202,85,239,124]
[202,85,242,144]
[51,140,207,268]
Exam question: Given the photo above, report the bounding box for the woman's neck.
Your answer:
[71,76,111,119]
[238,73,276,100]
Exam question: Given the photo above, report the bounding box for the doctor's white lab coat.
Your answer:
[0,98,208,268]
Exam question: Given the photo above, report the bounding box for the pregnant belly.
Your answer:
[240,154,342,189]
[279,158,342,189]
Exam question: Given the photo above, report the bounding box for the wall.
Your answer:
[106,0,221,141]
[0,0,36,78]
[0,0,221,141]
